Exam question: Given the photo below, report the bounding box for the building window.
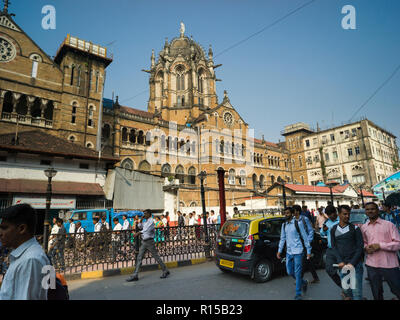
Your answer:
[70,66,75,85]
[228,169,236,185]
[355,146,360,155]
[71,104,77,124]
[31,61,38,78]
[325,153,330,162]
[305,140,310,147]
[352,174,365,184]
[352,128,357,137]
[95,72,100,92]
[88,106,94,127]
[330,134,335,142]
[69,135,76,143]
[240,170,246,186]
[77,67,81,87]
[298,156,302,167]
[348,148,353,156]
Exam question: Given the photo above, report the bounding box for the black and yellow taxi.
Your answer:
[215,213,326,282]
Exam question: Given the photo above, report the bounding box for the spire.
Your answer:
[151,49,155,68]
[3,0,9,13]
[208,44,213,62]
[164,37,169,48]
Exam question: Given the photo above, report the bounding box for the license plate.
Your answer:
[220,259,234,269]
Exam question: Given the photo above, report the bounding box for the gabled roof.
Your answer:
[0,131,118,162]
[284,184,343,194]
[119,105,154,119]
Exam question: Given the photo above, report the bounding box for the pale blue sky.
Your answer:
[10,0,400,144]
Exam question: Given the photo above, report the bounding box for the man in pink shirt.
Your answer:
[361,202,400,300]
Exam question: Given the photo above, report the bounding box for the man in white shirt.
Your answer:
[122,215,130,230]
[93,218,102,232]
[0,204,50,300]
[112,217,123,259]
[68,219,76,233]
[48,217,59,250]
[100,216,110,230]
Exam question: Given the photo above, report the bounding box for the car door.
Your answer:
[257,218,284,265]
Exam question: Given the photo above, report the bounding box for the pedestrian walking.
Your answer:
[154,216,165,244]
[174,211,185,240]
[329,205,364,300]
[381,202,400,231]
[301,205,315,226]
[293,205,319,284]
[49,218,66,271]
[361,202,400,300]
[66,218,75,249]
[121,214,131,245]
[111,217,123,260]
[315,207,328,230]
[74,221,85,262]
[48,217,59,251]
[277,207,312,300]
[0,204,51,300]
[126,210,170,282]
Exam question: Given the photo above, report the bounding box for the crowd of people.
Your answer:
[277,202,400,300]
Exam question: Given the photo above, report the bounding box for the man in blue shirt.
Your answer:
[381,202,400,231]
[277,207,312,300]
[293,205,319,284]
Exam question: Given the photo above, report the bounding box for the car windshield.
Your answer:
[220,221,249,237]
[350,213,368,224]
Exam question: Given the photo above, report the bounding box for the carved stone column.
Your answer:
[11,92,21,120]
[0,90,5,116]
[40,99,48,126]
[26,96,35,124]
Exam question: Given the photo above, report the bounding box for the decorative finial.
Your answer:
[151,49,155,68]
[164,37,169,47]
[208,44,213,61]
[3,0,9,13]
[224,90,228,98]
[180,21,185,37]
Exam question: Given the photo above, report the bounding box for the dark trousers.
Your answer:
[302,254,319,281]
[366,265,400,300]
[325,249,342,288]
[132,239,167,277]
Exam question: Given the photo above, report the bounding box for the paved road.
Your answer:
[68,261,395,300]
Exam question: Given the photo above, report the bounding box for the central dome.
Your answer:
[168,36,206,60]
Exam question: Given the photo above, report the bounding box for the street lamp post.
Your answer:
[381,187,386,202]
[277,177,287,209]
[326,181,339,206]
[198,171,210,258]
[43,167,57,252]
[360,188,365,208]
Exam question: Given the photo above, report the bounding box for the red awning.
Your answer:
[0,179,105,196]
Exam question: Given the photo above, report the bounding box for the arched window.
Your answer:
[188,167,196,184]
[87,106,94,127]
[16,95,28,115]
[44,101,54,120]
[175,165,185,184]
[240,170,246,186]
[95,71,100,92]
[71,102,77,124]
[70,65,75,85]
[137,131,144,144]
[161,135,166,150]
[122,158,134,170]
[68,135,76,143]
[161,163,171,177]
[260,175,265,188]
[138,160,151,172]
[146,132,151,146]
[86,142,94,149]
[271,175,275,185]
[122,127,128,142]
[31,98,41,118]
[175,65,185,91]
[2,91,13,114]
[228,169,236,185]
[102,123,111,140]
[220,140,224,154]
[77,66,81,87]
[129,129,136,143]
[252,174,258,190]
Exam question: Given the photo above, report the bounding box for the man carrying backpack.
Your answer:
[277,207,312,300]
[330,205,364,300]
[293,205,320,284]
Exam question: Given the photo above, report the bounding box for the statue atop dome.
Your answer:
[180,22,185,38]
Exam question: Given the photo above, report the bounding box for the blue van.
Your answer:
[63,208,142,232]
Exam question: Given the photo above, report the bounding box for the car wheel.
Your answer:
[253,259,273,283]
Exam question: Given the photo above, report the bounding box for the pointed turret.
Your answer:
[208,44,213,62]
[151,49,155,68]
